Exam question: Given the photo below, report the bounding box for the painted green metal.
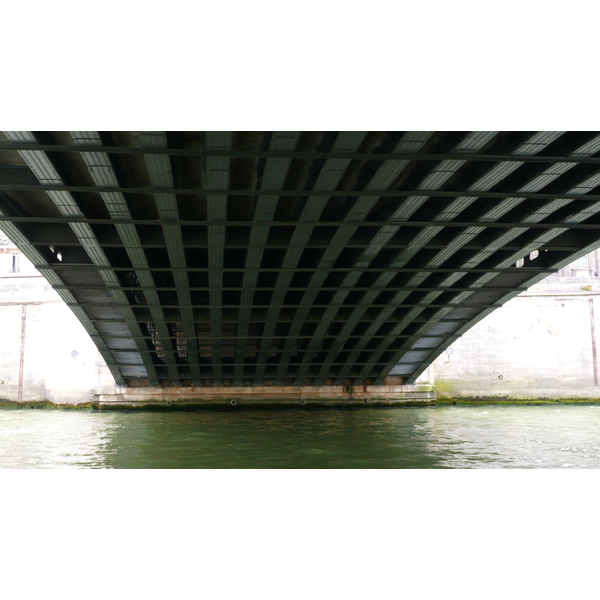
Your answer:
[234,132,300,384]
[140,131,201,383]
[2,131,600,386]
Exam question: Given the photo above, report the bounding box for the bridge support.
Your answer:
[91,384,437,409]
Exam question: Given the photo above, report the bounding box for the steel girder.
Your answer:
[1,131,600,386]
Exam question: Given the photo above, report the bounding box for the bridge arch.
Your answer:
[1,131,600,390]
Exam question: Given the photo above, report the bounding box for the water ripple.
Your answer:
[0,405,599,468]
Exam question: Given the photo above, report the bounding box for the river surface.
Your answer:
[1,405,600,468]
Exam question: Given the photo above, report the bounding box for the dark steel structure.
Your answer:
[2,131,600,388]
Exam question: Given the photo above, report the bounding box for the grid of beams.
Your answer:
[2,131,600,387]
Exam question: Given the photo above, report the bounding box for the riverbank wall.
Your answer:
[430,276,600,401]
[0,272,115,405]
[91,384,437,409]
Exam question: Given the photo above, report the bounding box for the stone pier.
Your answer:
[92,384,437,409]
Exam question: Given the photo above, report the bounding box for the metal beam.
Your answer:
[70,131,181,383]
[368,134,600,384]
[68,302,509,309]
[283,131,437,385]
[205,132,233,384]
[140,131,201,383]
[3,131,600,387]
[312,132,501,384]
[340,132,570,384]
[253,132,368,384]
[2,130,158,385]
[5,216,600,230]
[10,140,600,166]
[35,265,551,273]
[0,212,126,386]
[6,183,600,202]
[233,132,300,384]
[48,284,532,292]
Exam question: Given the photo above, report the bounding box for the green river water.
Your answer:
[1,404,600,468]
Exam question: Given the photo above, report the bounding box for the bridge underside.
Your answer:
[2,131,600,388]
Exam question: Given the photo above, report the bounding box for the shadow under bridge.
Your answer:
[1,131,600,388]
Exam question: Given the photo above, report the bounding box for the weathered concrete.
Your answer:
[0,242,115,404]
[432,276,600,400]
[92,384,437,409]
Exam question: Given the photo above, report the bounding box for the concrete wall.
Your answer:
[0,237,115,404]
[432,277,600,399]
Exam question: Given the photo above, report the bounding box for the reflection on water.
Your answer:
[1,405,600,468]
[0,409,118,468]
